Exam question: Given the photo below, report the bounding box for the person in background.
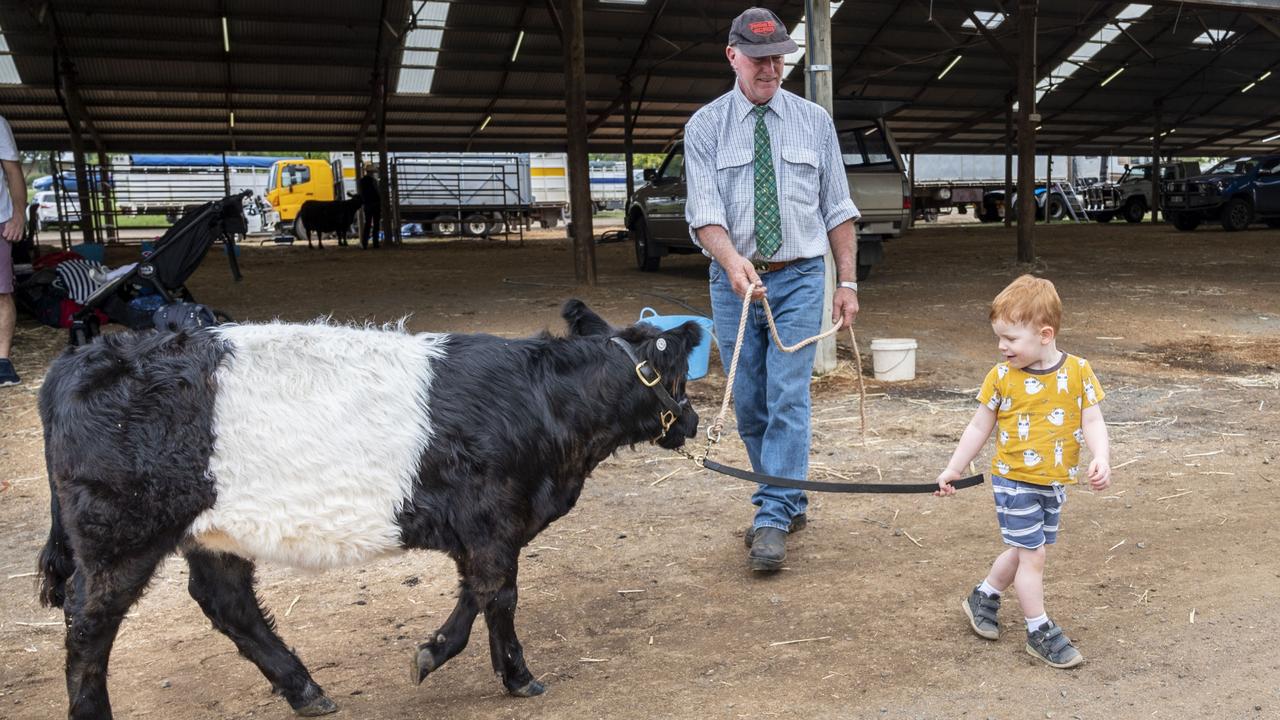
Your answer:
[358,162,382,250]
[0,114,27,387]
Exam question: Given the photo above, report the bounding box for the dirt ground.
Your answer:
[2,218,1278,720]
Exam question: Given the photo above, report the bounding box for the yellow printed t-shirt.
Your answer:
[977,353,1105,486]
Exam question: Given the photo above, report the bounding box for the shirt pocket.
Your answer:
[780,147,820,204]
[715,148,754,208]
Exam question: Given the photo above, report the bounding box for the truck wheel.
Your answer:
[1169,212,1201,232]
[463,214,489,237]
[631,216,660,272]
[1220,198,1252,232]
[539,218,552,229]
[1093,212,1114,223]
[1122,200,1146,224]
[1046,196,1066,220]
[856,264,872,282]
[979,200,1001,223]
[434,217,459,236]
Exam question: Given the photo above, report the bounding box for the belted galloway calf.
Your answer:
[293,197,362,248]
[36,300,701,719]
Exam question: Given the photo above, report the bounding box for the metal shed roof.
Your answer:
[1,0,1277,156]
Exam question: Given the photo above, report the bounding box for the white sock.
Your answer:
[977,580,1001,597]
[1025,613,1050,632]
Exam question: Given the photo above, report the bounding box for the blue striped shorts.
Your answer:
[992,475,1066,549]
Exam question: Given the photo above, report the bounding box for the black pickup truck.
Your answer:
[1161,155,1280,231]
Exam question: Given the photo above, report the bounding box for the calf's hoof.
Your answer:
[413,646,440,685]
[506,679,545,697]
[292,695,338,716]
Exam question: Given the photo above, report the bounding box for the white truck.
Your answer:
[111,154,279,231]
[1083,160,1201,223]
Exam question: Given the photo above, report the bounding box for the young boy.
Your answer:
[935,274,1111,669]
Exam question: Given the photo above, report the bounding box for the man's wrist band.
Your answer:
[838,281,858,292]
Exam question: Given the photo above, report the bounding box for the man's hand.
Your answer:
[934,468,962,497]
[832,287,859,329]
[2,214,22,243]
[1087,457,1111,491]
[723,253,766,300]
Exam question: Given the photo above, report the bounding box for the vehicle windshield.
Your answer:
[1206,157,1254,175]
[838,124,896,168]
[267,164,279,192]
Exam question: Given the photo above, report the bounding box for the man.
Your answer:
[358,162,381,249]
[0,115,26,387]
[684,7,860,571]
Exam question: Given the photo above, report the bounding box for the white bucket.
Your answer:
[870,338,918,382]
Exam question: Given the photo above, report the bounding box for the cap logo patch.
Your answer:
[749,20,776,35]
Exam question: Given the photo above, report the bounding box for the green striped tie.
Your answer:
[752,105,782,259]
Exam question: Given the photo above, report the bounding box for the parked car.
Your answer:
[627,113,910,280]
[1162,155,1280,231]
[32,190,81,230]
[1084,160,1201,223]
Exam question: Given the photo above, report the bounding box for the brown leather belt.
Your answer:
[752,258,801,274]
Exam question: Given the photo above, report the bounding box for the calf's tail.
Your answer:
[37,473,74,608]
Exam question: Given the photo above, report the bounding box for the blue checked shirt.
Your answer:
[684,85,859,262]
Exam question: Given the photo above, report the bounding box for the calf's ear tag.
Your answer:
[655,338,668,352]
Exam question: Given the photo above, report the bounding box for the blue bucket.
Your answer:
[637,307,715,381]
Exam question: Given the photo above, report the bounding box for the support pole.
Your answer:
[564,0,595,285]
[1046,153,1052,225]
[1015,0,1038,262]
[1004,97,1013,228]
[908,152,915,229]
[623,82,635,209]
[1151,106,1162,224]
[378,64,395,246]
[805,0,838,375]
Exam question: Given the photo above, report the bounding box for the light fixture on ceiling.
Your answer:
[222,16,230,53]
[229,111,235,128]
[511,30,524,62]
[480,115,492,131]
[1264,133,1280,143]
[937,55,962,80]
[1242,82,1256,93]
[1100,67,1124,87]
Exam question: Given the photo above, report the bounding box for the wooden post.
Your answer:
[805,0,838,375]
[1004,97,1013,228]
[1045,153,1052,224]
[623,83,636,210]
[378,64,395,246]
[69,146,95,245]
[1151,106,1162,224]
[564,0,595,285]
[907,152,915,229]
[1016,0,1037,262]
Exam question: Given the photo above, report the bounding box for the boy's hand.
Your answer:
[934,469,962,497]
[1087,457,1112,491]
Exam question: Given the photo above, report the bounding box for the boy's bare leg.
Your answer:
[1013,546,1046,617]
[984,547,1020,591]
[0,293,15,358]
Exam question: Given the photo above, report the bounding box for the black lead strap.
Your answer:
[701,460,985,494]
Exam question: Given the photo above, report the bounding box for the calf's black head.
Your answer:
[562,299,701,450]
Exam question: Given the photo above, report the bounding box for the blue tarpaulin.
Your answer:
[128,154,285,168]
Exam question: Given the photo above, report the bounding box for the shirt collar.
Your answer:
[732,82,787,122]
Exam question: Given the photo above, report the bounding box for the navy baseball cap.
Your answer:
[728,7,798,57]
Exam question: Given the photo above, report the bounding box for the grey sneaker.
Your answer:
[0,359,19,387]
[1026,621,1084,668]
[962,587,1001,640]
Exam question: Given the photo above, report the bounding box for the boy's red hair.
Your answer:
[990,275,1062,333]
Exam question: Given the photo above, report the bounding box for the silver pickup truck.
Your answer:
[626,114,910,281]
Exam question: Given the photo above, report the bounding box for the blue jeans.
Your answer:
[709,256,825,532]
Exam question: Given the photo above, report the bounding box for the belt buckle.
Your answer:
[752,259,770,274]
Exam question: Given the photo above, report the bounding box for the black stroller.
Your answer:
[69,190,251,346]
